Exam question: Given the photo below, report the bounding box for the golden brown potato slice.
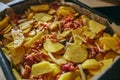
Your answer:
[99,36,120,52]
[48,8,56,15]
[83,30,96,39]
[58,72,72,80]
[103,32,112,37]
[72,28,86,44]
[49,21,60,31]
[64,43,88,63]
[113,34,120,54]
[58,70,80,80]
[1,48,10,55]
[2,39,12,49]
[27,12,34,20]
[89,20,106,33]
[9,44,25,65]
[19,20,34,30]
[89,58,113,75]
[95,53,105,61]
[0,16,10,31]
[31,61,53,76]
[113,34,120,42]
[27,30,36,37]
[74,76,81,80]
[3,33,13,41]
[81,15,90,26]
[30,4,49,12]
[81,59,100,69]
[57,6,76,19]
[22,27,32,34]
[104,51,118,60]
[57,30,71,40]
[43,38,64,53]
[2,24,13,34]
[33,13,52,22]
[24,31,43,47]
[50,63,61,76]
[11,29,25,48]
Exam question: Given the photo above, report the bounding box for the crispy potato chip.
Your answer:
[30,4,49,12]
[0,16,10,31]
[24,31,43,47]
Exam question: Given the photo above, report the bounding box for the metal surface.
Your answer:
[0,49,15,80]
[0,66,6,80]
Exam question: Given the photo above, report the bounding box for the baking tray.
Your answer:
[0,0,120,80]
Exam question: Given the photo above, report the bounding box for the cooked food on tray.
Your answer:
[0,1,120,80]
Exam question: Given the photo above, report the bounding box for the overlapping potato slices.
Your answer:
[0,16,10,31]
[0,2,120,80]
[11,29,25,48]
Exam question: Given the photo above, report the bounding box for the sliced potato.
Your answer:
[1,48,10,55]
[10,44,25,65]
[99,36,119,51]
[72,28,86,43]
[64,43,88,63]
[3,33,13,41]
[57,6,76,18]
[6,42,14,50]
[43,38,64,53]
[0,16,10,31]
[22,27,31,34]
[113,34,120,42]
[81,26,96,39]
[102,43,110,51]
[74,76,81,80]
[103,32,112,37]
[27,30,36,37]
[27,12,34,20]
[95,53,105,61]
[2,39,11,47]
[81,15,89,26]
[113,34,120,54]
[82,26,89,31]
[89,20,106,33]
[56,57,67,65]
[24,37,32,42]
[11,29,25,48]
[89,59,113,75]
[57,30,71,40]
[50,63,61,76]
[58,72,72,80]
[19,20,34,30]
[2,24,13,34]
[33,13,52,22]
[48,8,56,14]
[49,21,60,31]
[30,4,49,12]
[81,59,100,69]
[31,61,53,76]
[104,51,118,59]
[24,31,43,47]
[83,30,96,39]
[58,70,80,80]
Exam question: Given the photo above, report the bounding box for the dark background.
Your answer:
[94,6,120,25]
